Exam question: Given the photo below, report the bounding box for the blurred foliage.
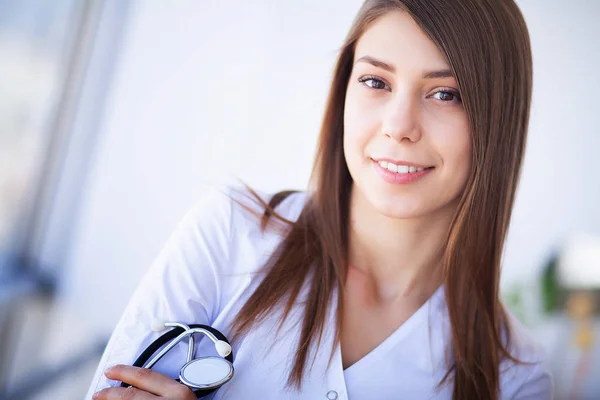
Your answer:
[503,283,527,324]
[541,253,560,314]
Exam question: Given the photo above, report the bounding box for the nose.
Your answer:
[380,94,422,143]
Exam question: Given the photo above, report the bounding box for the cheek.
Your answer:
[429,117,471,184]
[343,92,366,163]
[343,89,380,156]
[344,83,384,134]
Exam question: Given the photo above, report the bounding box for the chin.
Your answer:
[378,207,431,220]
[367,192,430,219]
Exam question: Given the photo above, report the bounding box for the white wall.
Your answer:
[503,0,600,285]
[59,0,365,333]
[54,0,600,336]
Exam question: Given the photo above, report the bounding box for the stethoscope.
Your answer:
[119,320,234,398]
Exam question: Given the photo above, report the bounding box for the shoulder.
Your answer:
[224,185,309,238]
[134,184,309,318]
[183,184,310,302]
[499,309,554,400]
[179,184,309,254]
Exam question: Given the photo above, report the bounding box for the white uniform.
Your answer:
[85,186,553,400]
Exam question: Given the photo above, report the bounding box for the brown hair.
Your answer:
[229,1,533,399]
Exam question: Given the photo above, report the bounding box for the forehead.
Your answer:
[354,10,449,71]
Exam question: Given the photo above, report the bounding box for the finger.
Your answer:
[104,364,192,398]
[92,386,159,400]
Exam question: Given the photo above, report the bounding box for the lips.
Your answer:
[371,157,434,169]
[373,159,434,184]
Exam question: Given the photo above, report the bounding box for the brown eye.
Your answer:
[438,92,453,101]
[358,76,390,91]
[367,79,386,90]
[432,90,462,103]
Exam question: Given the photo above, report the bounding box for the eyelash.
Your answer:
[357,75,462,104]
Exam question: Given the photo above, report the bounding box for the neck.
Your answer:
[347,185,456,302]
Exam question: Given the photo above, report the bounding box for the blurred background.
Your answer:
[0,0,598,399]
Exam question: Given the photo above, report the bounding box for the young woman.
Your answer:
[88,0,553,399]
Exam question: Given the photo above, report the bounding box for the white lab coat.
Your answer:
[85,186,553,399]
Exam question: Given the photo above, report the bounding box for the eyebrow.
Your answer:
[354,55,454,79]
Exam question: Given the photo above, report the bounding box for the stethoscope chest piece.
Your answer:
[123,321,235,398]
[179,356,234,389]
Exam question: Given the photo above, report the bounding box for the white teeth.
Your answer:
[378,160,426,174]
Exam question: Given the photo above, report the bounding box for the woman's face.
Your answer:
[343,10,471,219]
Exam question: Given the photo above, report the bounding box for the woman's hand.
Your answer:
[92,364,196,399]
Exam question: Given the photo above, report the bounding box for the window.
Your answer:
[0,0,83,279]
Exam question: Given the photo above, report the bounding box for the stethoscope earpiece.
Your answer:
[215,340,232,357]
[151,318,168,332]
[120,321,234,398]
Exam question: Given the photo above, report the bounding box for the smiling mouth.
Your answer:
[373,159,435,174]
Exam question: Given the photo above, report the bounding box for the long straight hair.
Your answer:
[229,1,533,399]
